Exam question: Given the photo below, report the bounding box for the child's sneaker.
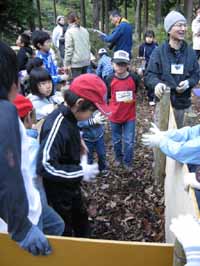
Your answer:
[100,169,110,177]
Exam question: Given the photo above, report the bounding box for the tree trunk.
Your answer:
[53,0,57,24]
[184,0,193,25]
[27,0,35,31]
[176,0,182,11]
[80,0,86,27]
[100,0,105,32]
[155,0,162,26]
[36,0,42,29]
[104,0,109,33]
[124,0,128,19]
[93,0,99,29]
[143,0,149,31]
[135,0,142,41]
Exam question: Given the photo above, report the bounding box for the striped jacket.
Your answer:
[36,104,83,184]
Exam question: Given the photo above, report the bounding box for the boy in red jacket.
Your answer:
[107,50,139,172]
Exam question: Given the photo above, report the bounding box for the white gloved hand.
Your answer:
[183,173,200,191]
[80,155,99,182]
[154,83,167,98]
[176,80,189,94]
[92,111,107,125]
[170,214,200,266]
[59,74,68,81]
[142,122,166,148]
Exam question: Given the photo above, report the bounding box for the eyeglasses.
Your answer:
[173,23,187,28]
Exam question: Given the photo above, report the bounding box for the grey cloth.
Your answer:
[164,11,186,32]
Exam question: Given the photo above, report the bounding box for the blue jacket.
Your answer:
[96,54,113,79]
[102,18,133,57]
[160,125,200,165]
[78,115,104,142]
[0,100,32,241]
[36,50,62,84]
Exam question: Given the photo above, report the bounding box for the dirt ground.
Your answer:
[83,87,165,242]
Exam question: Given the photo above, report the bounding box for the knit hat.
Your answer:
[13,94,33,118]
[69,74,111,116]
[56,15,64,24]
[164,11,186,33]
[112,50,130,64]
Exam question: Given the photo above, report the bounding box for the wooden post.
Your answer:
[154,89,170,185]
[173,239,186,266]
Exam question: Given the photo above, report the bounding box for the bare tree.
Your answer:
[184,0,193,24]
[36,0,42,29]
[53,0,57,24]
[155,0,162,26]
[104,0,109,33]
[93,0,100,29]
[124,0,128,19]
[27,0,35,31]
[143,0,149,31]
[80,0,86,27]
[135,0,142,41]
[100,0,105,32]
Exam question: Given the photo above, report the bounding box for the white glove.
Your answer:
[80,155,99,182]
[183,173,200,191]
[92,111,107,125]
[142,123,165,148]
[154,83,167,98]
[176,80,189,94]
[59,74,68,81]
[170,214,200,266]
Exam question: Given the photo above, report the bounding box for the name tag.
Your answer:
[171,64,184,74]
[116,91,133,102]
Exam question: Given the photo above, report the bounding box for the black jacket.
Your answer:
[17,46,33,71]
[37,105,83,185]
[144,40,200,109]
[0,100,32,241]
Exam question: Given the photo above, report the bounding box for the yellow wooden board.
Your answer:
[0,233,173,266]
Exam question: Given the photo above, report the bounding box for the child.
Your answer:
[107,50,139,173]
[13,94,65,236]
[138,30,158,105]
[96,48,113,83]
[36,73,110,237]
[28,67,64,120]
[16,33,33,71]
[78,110,109,177]
[32,30,68,84]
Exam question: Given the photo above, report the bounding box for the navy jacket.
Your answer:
[138,42,158,67]
[17,46,33,71]
[37,104,83,184]
[0,100,32,241]
[144,40,200,109]
[102,18,133,57]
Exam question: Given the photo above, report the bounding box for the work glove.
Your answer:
[80,154,99,182]
[170,214,200,266]
[59,74,68,81]
[176,80,189,94]
[154,83,167,99]
[92,111,107,125]
[141,123,165,148]
[18,225,52,256]
[183,173,200,191]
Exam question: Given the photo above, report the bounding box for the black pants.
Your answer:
[43,179,90,237]
[71,66,88,80]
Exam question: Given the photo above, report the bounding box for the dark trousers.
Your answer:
[71,66,88,79]
[43,179,90,237]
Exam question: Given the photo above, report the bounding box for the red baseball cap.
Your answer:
[13,94,33,118]
[69,74,111,116]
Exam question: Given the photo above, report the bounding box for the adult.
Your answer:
[52,15,66,60]
[99,10,133,58]
[192,8,200,61]
[144,11,199,128]
[64,11,90,80]
[0,41,51,256]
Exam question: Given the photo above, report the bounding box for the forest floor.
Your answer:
[83,87,165,243]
